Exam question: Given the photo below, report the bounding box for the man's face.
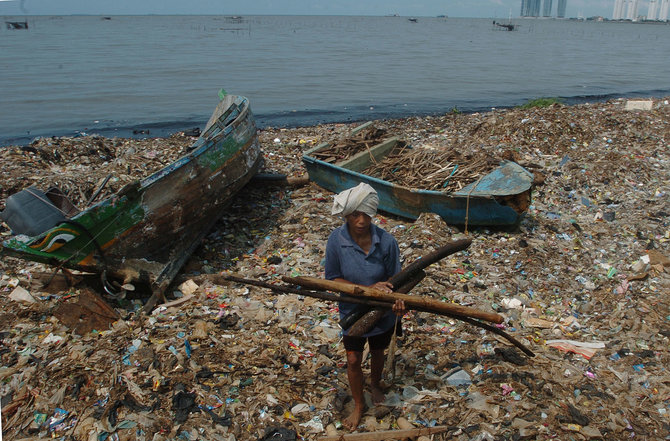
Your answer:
[345,211,371,235]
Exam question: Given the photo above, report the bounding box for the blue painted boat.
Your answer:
[302,136,534,227]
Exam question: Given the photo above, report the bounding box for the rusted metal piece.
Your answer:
[53,288,120,335]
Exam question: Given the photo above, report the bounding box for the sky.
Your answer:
[0,0,630,19]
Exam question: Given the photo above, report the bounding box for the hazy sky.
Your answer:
[0,0,627,19]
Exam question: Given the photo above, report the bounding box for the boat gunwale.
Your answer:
[83,95,252,214]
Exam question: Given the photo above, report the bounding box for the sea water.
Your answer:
[1,15,669,145]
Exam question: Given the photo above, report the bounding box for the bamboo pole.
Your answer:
[282,276,504,324]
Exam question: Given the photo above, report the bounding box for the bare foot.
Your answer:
[343,406,365,431]
[371,385,385,405]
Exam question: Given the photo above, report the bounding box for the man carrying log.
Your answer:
[324,182,406,431]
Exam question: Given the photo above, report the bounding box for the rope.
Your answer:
[385,317,400,383]
[464,175,484,235]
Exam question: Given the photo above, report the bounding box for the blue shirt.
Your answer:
[325,223,401,337]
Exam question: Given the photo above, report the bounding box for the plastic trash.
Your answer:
[445,369,472,386]
[402,385,420,400]
[0,187,65,236]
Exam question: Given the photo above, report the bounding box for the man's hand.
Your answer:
[392,299,406,317]
[370,281,393,293]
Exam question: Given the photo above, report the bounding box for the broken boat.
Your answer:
[302,132,534,227]
[1,94,262,309]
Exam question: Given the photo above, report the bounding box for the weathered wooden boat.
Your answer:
[1,94,262,309]
[302,135,534,227]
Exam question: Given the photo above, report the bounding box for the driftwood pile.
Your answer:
[309,122,507,192]
[308,125,388,164]
[362,144,498,192]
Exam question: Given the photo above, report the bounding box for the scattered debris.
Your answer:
[1,96,669,440]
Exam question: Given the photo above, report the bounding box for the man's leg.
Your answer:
[368,328,394,404]
[344,350,365,430]
[369,348,386,404]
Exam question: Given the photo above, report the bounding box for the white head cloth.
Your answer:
[331,182,379,218]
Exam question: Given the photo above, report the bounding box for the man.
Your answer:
[324,182,405,430]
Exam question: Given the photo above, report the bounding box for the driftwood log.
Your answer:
[346,239,472,336]
[343,270,425,335]
[389,239,472,286]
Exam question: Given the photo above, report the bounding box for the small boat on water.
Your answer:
[302,132,534,228]
[1,94,262,310]
[493,20,517,31]
[6,21,28,30]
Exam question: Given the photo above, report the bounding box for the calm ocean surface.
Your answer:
[1,15,669,145]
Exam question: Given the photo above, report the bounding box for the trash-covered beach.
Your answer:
[1,97,669,440]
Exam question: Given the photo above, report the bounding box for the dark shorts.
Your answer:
[343,327,394,352]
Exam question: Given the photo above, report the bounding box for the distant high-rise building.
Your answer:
[520,0,542,17]
[648,0,658,19]
[531,0,542,16]
[626,0,639,19]
[660,0,670,20]
[556,0,567,17]
[543,0,553,16]
[613,0,625,19]
[521,0,530,16]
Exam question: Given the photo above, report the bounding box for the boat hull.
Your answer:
[302,137,533,227]
[2,95,262,297]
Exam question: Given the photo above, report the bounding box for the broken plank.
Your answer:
[318,425,450,441]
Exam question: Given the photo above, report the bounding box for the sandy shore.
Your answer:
[0,97,669,440]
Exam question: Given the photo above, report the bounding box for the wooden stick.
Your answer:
[222,275,534,356]
[282,276,504,324]
[221,275,391,309]
[318,425,450,441]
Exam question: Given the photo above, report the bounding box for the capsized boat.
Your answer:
[1,94,262,309]
[302,133,534,227]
